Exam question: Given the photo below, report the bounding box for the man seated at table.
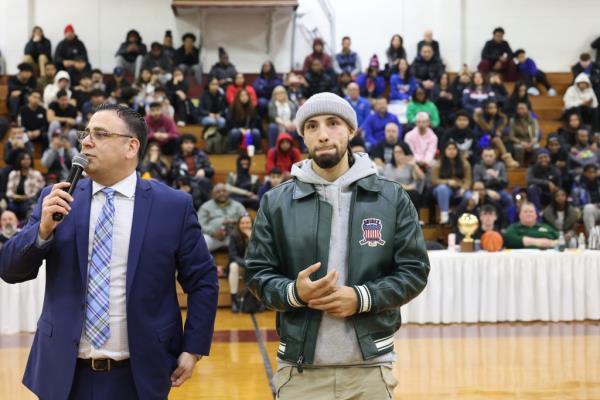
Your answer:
[504,201,559,249]
[455,203,500,242]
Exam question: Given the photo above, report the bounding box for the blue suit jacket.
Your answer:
[0,177,219,400]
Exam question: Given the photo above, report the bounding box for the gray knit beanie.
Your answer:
[295,92,357,135]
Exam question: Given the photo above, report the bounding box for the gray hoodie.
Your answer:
[288,152,394,366]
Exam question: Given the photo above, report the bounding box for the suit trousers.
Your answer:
[67,362,141,400]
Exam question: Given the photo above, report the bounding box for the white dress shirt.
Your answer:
[78,171,136,360]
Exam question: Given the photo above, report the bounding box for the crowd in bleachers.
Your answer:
[1,23,600,271]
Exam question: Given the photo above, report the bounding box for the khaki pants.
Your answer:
[273,365,398,400]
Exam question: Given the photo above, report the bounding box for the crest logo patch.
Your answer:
[359,218,386,247]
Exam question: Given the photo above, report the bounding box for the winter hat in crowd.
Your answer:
[295,92,357,135]
[64,24,74,34]
[536,148,550,159]
[218,47,228,58]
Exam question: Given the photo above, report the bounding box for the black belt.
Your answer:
[77,358,130,372]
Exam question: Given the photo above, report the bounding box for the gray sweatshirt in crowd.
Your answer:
[288,152,395,366]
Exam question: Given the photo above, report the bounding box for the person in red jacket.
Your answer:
[302,37,333,74]
[266,132,302,175]
[225,73,257,106]
[144,101,180,155]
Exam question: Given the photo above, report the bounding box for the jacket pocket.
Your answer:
[37,318,53,337]
[379,366,398,399]
[273,366,294,398]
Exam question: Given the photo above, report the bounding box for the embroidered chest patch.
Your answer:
[359,218,386,247]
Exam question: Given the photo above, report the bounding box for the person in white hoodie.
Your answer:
[563,73,599,131]
[43,70,72,107]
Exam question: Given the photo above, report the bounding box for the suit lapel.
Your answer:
[126,177,152,303]
[75,179,92,288]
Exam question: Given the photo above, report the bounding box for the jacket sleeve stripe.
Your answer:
[354,285,372,313]
[286,281,305,308]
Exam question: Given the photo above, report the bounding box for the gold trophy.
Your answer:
[458,213,479,252]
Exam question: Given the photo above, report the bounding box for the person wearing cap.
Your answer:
[106,66,132,101]
[209,47,237,88]
[174,33,202,83]
[115,29,147,79]
[54,24,88,71]
[355,56,386,100]
[302,37,333,74]
[7,62,36,121]
[81,89,106,125]
[141,42,173,77]
[526,148,562,210]
[246,92,429,399]
[145,101,180,155]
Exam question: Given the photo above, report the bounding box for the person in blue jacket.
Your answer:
[253,61,282,117]
[361,97,401,149]
[514,49,556,96]
[345,82,371,127]
[389,58,418,102]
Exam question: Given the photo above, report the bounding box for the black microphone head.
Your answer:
[72,154,89,169]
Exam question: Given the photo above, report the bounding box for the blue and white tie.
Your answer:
[84,188,115,348]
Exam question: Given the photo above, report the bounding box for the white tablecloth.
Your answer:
[0,263,45,334]
[401,250,600,324]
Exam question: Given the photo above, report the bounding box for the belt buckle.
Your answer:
[91,358,110,372]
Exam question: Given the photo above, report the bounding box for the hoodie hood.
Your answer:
[275,132,295,154]
[291,152,376,188]
[575,72,591,86]
[54,70,71,87]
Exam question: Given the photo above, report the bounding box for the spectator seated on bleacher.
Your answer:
[568,127,599,177]
[430,73,456,128]
[557,113,585,148]
[66,55,91,87]
[344,82,370,127]
[253,61,283,117]
[407,87,440,130]
[379,141,425,210]
[53,24,88,71]
[141,42,173,82]
[508,102,540,165]
[139,142,170,184]
[227,214,253,312]
[390,58,417,102]
[563,73,599,132]
[90,68,106,93]
[133,67,157,111]
[258,167,284,201]
[333,71,352,98]
[72,71,93,107]
[43,70,71,108]
[441,110,479,165]
[105,66,131,103]
[404,112,438,170]
[478,27,518,82]
[417,30,442,61]
[334,36,361,78]
[355,56,386,100]
[6,153,44,221]
[284,72,307,107]
[571,53,600,98]
[303,37,333,74]
[36,62,57,93]
[473,100,519,168]
[174,33,202,84]
[370,122,401,168]
[41,132,78,182]
[454,203,499,242]
[7,63,36,122]
[0,210,20,248]
[473,147,514,224]
[504,201,559,249]
[170,133,214,206]
[144,86,174,119]
[541,189,580,240]
[360,97,401,150]
[1,125,33,199]
[81,89,106,126]
[410,43,445,91]
[267,85,298,148]
[572,164,600,235]
[226,72,257,106]
[226,89,262,153]
[489,72,509,109]
[115,29,147,79]
[432,139,472,224]
[19,90,48,149]
[514,49,556,96]
[545,134,570,189]
[47,89,79,147]
[144,101,179,155]
[461,72,495,115]
[209,47,237,88]
[225,153,260,210]
[385,34,407,75]
[166,68,194,126]
[197,183,247,252]
[504,81,532,117]
[23,26,52,76]
[304,58,336,99]
[266,132,301,176]
[162,30,176,61]
[451,64,472,108]
[457,181,505,228]
[198,76,227,139]
[526,149,562,210]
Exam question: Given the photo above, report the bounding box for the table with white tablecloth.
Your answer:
[0,263,45,334]
[401,249,600,324]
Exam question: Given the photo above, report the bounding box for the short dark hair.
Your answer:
[29,89,42,97]
[56,89,68,98]
[91,68,103,75]
[269,167,283,176]
[180,133,197,144]
[93,103,148,159]
[182,33,196,42]
[90,89,105,97]
[514,49,525,57]
[149,101,162,109]
[481,146,496,154]
[580,53,592,62]
[342,36,351,42]
[493,27,505,35]
[480,204,497,215]
[584,163,598,172]
[80,73,92,80]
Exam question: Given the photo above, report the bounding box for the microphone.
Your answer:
[52,154,89,222]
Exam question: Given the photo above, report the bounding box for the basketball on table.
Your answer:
[481,231,503,252]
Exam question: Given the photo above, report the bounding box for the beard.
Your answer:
[310,145,346,169]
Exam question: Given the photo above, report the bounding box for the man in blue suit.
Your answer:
[0,103,219,399]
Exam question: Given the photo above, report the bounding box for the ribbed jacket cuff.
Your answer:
[286,281,307,308]
[353,285,372,314]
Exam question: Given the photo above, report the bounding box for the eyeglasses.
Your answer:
[77,130,135,143]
